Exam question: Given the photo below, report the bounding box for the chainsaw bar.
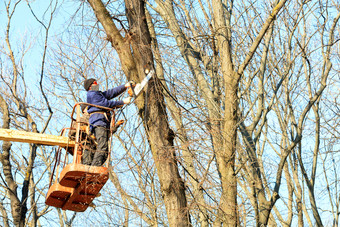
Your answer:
[133,69,155,98]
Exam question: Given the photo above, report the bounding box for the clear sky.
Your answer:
[0,0,79,88]
[0,0,88,134]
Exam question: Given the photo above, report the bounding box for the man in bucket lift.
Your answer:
[83,78,133,166]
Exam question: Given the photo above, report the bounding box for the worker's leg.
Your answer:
[91,126,109,166]
[82,149,93,165]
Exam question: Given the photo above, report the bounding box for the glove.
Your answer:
[128,87,134,97]
[123,97,132,104]
[125,81,136,88]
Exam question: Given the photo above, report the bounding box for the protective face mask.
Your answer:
[91,84,100,91]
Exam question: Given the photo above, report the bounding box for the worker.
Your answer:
[83,78,133,166]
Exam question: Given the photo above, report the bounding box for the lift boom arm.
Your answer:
[0,129,75,147]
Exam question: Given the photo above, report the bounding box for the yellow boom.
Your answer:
[0,129,75,147]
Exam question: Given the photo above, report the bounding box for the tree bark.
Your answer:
[145,6,209,227]
[0,94,22,226]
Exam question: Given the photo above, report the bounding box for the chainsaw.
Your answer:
[128,68,155,99]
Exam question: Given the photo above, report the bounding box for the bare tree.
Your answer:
[1,0,339,226]
[0,0,58,226]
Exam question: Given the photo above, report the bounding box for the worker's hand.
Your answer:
[123,97,132,104]
[125,81,136,88]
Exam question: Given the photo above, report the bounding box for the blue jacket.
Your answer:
[87,85,126,131]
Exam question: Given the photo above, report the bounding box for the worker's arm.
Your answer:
[102,85,126,100]
[87,91,124,110]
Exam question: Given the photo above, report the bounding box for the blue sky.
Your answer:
[0,0,79,88]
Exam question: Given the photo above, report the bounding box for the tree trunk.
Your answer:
[211,0,238,223]
[220,73,238,225]
[146,6,209,227]
[87,0,190,225]
[0,94,23,226]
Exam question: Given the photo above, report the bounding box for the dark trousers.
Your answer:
[82,149,93,165]
[91,126,110,166]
